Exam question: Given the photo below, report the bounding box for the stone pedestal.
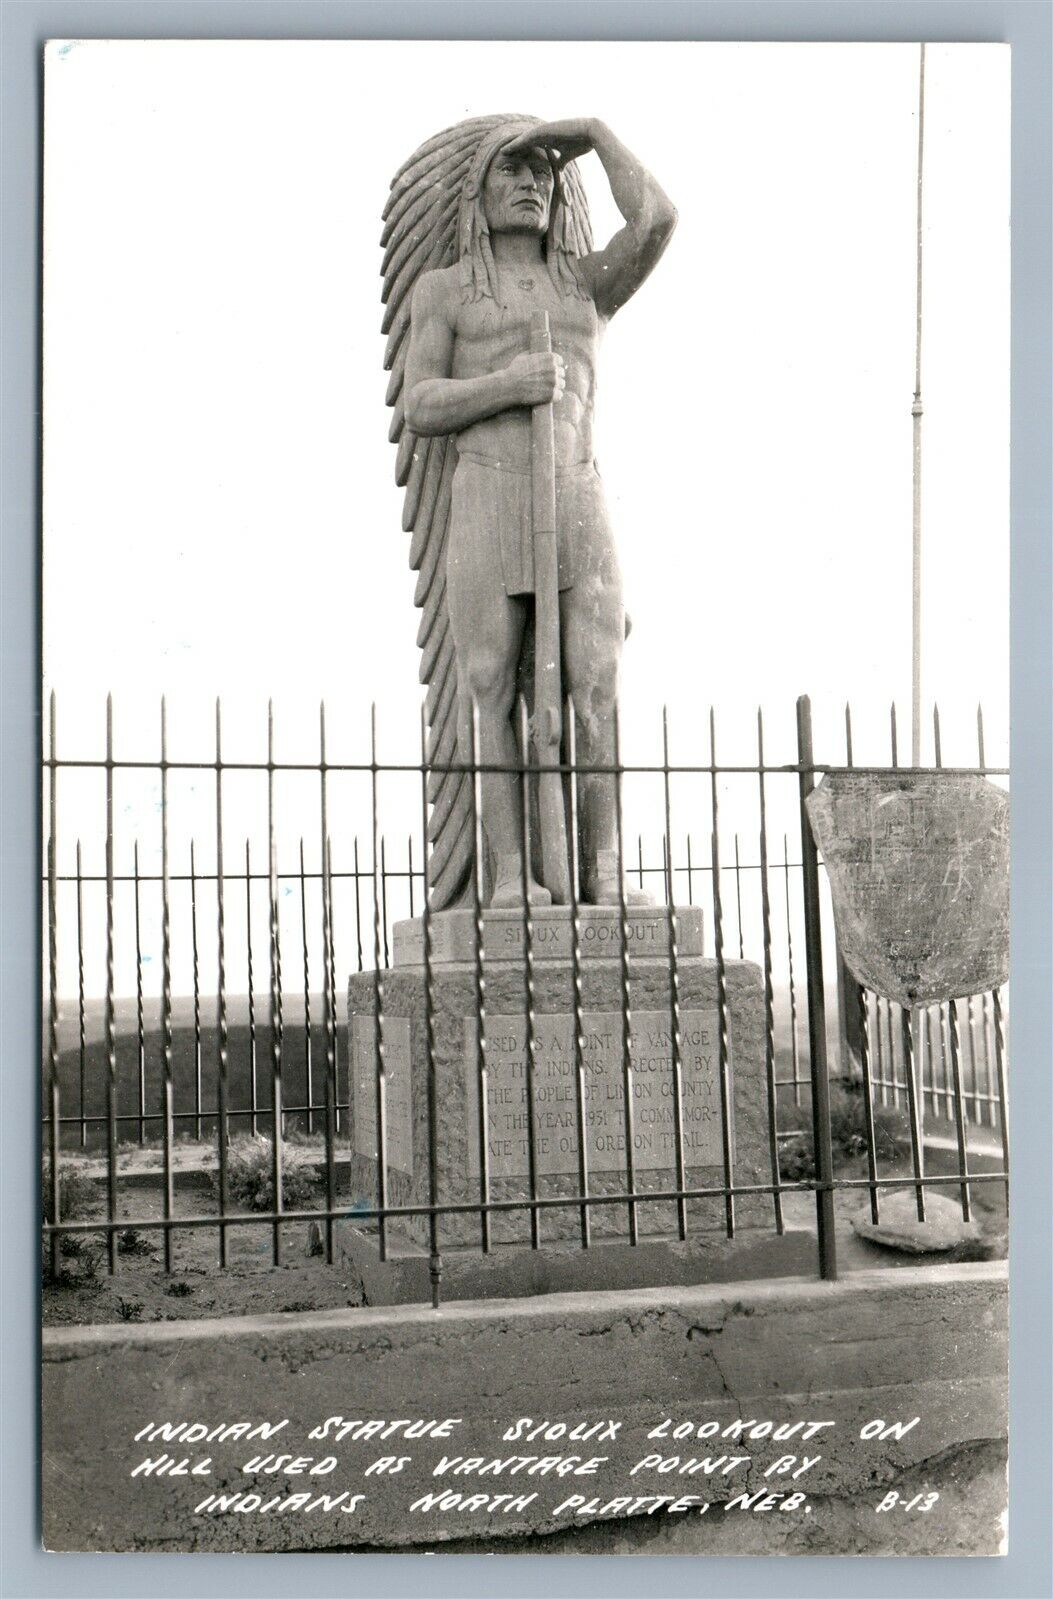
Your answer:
[347,907,770,1249]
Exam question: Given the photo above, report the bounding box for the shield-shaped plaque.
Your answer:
[806,773,1009,1007]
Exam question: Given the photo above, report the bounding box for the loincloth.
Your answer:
[450,450,611,598]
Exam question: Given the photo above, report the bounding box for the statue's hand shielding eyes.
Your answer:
[504,118,600,168]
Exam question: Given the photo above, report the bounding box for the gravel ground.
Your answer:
[42,1137,1006,1326]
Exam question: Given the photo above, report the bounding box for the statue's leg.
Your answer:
[561,471,652,907]
[447,489,550,909]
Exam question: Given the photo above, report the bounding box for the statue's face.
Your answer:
[482,143,555,236]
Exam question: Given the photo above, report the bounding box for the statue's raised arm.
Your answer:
[504,118,678,318]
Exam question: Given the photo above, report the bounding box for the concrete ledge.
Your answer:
[42,1261,1007,1553]
[336,1222,823,1305]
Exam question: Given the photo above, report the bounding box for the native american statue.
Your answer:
[381,115,677,912]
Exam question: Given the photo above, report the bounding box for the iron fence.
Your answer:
[42,693,1009,1301]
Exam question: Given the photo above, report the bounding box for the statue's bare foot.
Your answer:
[584,849,654,908]
[490,854,553,910]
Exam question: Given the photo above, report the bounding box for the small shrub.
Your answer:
[777,1085,909,1181]
[870,1102,909,1163]
[42,1157,97,1224]
[117,1228,156,1258]
[828,1085,909,1163]
[778,1132,815,1183]
[213,1134,319,1213]
[81,1248,102,1282]
[45,1233,101,1284]
[165,1280,193,1298]
[72,1240,101,1280]
[827,1091,866,1159]
[776,1097,813,1182]
[116,1297,144,1322]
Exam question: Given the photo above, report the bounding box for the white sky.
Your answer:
[42,40,1009,995]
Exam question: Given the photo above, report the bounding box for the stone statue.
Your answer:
[382,115,677,911]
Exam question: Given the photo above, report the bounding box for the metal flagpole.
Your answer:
[912,43,926,766]
[911,44,927,1173]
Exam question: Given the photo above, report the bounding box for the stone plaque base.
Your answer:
[347,954,769,1248]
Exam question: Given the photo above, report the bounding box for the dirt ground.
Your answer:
[43,1149,369,1326]
[44,1003,1007,1325]
[42,1136,1007,1327]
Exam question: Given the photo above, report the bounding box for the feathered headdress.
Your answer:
[381,115,593,909]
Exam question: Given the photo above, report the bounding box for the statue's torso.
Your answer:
[451,265,601,469]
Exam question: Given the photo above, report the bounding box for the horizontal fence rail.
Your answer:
[42,694,1009,1304]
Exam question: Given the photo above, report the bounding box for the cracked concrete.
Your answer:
[42,1261,1006,1553]
[402,1439,1008,1556]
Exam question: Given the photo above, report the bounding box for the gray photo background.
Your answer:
[4,3,1051,1599]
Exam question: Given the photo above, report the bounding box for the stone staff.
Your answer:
[529,308,571,904]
